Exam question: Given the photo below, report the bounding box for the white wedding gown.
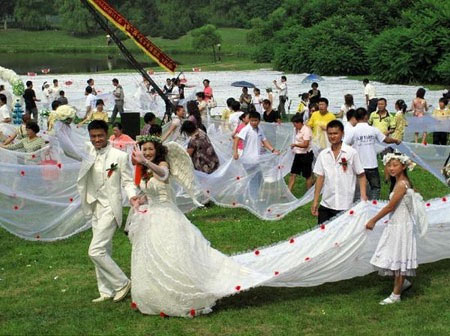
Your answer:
[128,173,269,317]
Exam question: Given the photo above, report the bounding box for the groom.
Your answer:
[77,120,138,303]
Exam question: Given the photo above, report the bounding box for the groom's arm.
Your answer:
[119,153,138,199]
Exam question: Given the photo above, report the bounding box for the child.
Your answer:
[366,153,426,305]
[391,99,408,142]
[288,113,314,191]
[432,97,449,145]
[221,97,235,122]
[296,93,310,121]
[231,111,250,157]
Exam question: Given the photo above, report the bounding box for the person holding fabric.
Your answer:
[308,82,321,108]
[296,93,310,121]
[196,92,208,119]
[252,88,263,115]
[161,105,185,143]
[411,88,429,144]
[368,98,395,136]
[363,79,377,113]
[23,81,40,121]
[239,87,252,113]
[273,76,288,119]
[0,94,11,124]
[337,94,355,123]
[110,78,124,125]
[366,153,425,305]
[311,120,367,224]
[1,114,30,146]
[231,111,250,156]
[86,78,97,96]
[140,112,156,135]
[221,97,236,123]
[391,100,408,142]
[288,113,314,191]
[262,99,281,123]
[307,97,336,149]
[77,99,109,127]
[1,121,45,153]
[186,100,205,131]
[109,122,134,151]
[180,120,219,174]
[203,79,213,102]
[84,86,97,120]
[344,108,400,201]
[77,120,138,303]
[432,97,449,145]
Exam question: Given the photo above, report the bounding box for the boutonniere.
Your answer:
[106,163,118,178]
[339,157,348,172]
[142,171,153,182]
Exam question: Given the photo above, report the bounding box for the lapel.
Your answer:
[77,145,96,182]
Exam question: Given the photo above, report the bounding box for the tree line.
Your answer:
[3,0,448,84]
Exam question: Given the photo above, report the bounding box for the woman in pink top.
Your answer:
[109,122,135,151]
[231,112,250,155]
[288,113,314,191]
[203,79,213,102]
[411,88,429,143]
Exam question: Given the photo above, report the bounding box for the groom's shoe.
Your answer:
[92,295,113,303]
[113,281,131,302]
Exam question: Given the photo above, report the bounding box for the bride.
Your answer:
[128,135,267,317]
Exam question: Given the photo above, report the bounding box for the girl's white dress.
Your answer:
[370,182,419,276]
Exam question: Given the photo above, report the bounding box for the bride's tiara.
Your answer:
[136,134,162,144]
[383,152,416,171]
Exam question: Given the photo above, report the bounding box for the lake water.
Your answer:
[0,52,226,75]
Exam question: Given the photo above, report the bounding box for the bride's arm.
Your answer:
[143,161,169,181]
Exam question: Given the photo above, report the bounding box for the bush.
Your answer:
[273,15,370,75]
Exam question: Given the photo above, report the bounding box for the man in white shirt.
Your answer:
[0,85,13,110]
[363,78,378,113]
[344,107,400,200]
[312,120,367,224]
[51,79,60,101]
[233,111,279,200]
[0,94,11,123]
[273,75,288,119]
[85,86,97,119]
[343,109,357,140]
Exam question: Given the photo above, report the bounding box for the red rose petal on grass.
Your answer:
[372,200,378,205]
[289,238,295,244]
[190,309,195,317]
[305,257,310,261]
[20,170,25,176]
[57,163,62,169]
[235,285,241,291]
[276,214,281,218]
[254,250,260,256]
[277,165,281,170]
[130,302,137,310]
[267,209,271,212]
[426,203,431,207]
[274,271,279,276]
[384,220,389,224]
[138,209,148,214]
[320,224,325,230]
[206,190,210,194]
[349,210,354,215]
[159,312,168,318]
[443,197,447,202]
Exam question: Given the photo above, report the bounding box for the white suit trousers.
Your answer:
[88,202,129,297]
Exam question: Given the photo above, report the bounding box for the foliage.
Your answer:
[13,0,52,30]
[191,24,222,61]
[58,0,99,36]
[273,15,370,75]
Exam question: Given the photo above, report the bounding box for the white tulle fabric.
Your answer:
[127,170,449,316]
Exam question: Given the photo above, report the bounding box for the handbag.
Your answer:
[207,96,217,109]
[39,152,59,181]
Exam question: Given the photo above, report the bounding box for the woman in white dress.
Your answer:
[128,136,266,317]
[365,153,427,305]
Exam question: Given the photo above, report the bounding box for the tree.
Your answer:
[14,0,53,30]
[58,0,99,36]
[191,24,222,62]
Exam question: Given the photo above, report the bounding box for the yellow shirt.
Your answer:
[89,110,109,123]
[368,111,395,134]
[432,108,450,120]
[307,111,336,149]
[221,108,231,121]
[391,111,407,141]
[297,101,307,113]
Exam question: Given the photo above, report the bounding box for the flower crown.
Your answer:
[136,134,162,144]
[382,152,416,171]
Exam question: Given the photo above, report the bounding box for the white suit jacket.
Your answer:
[77,143,137,227]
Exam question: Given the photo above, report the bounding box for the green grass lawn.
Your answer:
[0,162,449,335]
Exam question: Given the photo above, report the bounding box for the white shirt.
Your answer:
[279,82,288,96]
[0,90,13,109]
[85,93,97,109]
[313,143,364,210]
[238,123,267,163]
[51,85,60,100]
[252,96,263,114]
[87,146,109,207]
[344,122,385,169]
[340,104,355,124]
[229,111,243,131]
[0,104,11,122]
[364,83,376,100]
[343,122,355,141]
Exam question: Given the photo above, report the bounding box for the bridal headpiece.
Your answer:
[136,134,162,144]
[383,152,416,171]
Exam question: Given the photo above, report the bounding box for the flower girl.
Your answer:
[365,153,427,305]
